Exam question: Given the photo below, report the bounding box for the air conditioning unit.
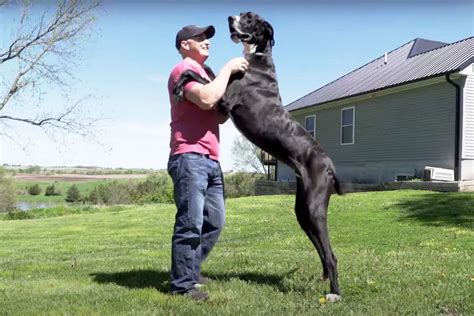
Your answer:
[422,166,454,182]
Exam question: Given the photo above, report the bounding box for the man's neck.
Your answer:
[184,56,206,67]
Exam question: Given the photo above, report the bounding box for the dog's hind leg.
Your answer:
[292,157,341,299]
[295,178,341,299]
[306,175,340,298]
[309,197,340,297]
[294,178,329,280]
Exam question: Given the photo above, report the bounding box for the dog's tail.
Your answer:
[333,174,343,195]
[326,156,343,195]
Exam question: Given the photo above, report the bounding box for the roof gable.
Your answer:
[407,38,448,58]
[286,36,474,112]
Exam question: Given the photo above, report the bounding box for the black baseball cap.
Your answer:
[175,25,215,50]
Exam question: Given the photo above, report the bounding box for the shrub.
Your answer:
[224,172,265,198]
[87,187,100,204]
[25,165,41,174]
[65,185,81,203]
[7,210,33,220]
[84,173,174,205]
[28,184,42,196]
[0,173,16,212]
[88,181,134,205]
[45,184,61,196]
[132,173,173,204]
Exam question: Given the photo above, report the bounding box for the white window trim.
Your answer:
[341,106,355,145]
[304,114,316,139]
[395,174,415,181]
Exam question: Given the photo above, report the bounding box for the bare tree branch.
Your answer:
[0,96,102,138]
[231,135,266,173]
[0,0,99,65]
[0,0,102,143]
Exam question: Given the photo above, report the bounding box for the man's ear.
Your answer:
[180,40,189,51]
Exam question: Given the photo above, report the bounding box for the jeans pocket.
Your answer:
[168,156,183,182]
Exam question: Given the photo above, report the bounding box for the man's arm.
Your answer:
[185,57,248,110]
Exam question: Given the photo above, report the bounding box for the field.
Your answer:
[0,190,473,315]
[14,174,147,204]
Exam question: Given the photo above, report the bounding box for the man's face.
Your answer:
[182,34,210,58]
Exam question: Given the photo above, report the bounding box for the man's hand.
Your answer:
[224,57,249,74]
[185,57,248,111]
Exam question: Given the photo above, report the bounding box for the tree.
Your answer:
[28,183,41,195]
[25,165,41,174]
[0,167,16,212]
[45,183,60,196]
[0,0,101,140]
[65,184,80,202]
[87,187,99,204]
[231,135,266,173]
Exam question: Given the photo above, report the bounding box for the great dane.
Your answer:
[173,12,342,301]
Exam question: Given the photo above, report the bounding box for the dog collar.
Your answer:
[245,52,268,57]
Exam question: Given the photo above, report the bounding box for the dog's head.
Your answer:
[228,12,274,54]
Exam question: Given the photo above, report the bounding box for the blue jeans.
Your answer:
[167,152,226,293]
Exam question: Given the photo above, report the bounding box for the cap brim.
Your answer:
[176,25,216,50]
[193,25,216,38]
[204,25,216,38]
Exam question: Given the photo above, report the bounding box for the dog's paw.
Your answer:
[325,294,341,302]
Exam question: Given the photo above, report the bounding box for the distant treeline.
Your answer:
[3,165,158,175]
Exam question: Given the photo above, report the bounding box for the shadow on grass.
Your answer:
[395,192,473,229]
[90,268,303,294]
[90,270,171,293]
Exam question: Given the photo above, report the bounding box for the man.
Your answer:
[167,24,248,301]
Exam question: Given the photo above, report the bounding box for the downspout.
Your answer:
[445,73,461,181]
[274,160,278,181]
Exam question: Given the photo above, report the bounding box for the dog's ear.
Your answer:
[263,21,275,46]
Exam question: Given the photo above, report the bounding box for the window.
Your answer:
[305,115,316,138]
[341,107,355,145]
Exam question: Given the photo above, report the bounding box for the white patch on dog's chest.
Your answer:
[243,42,257,55]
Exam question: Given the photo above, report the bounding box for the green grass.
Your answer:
[1,205,129,221]
[1,190,473,315]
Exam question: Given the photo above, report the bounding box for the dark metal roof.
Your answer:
[286,37,474,112]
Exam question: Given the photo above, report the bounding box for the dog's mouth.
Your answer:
[228,15,252,43]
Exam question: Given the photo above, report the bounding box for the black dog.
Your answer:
[174,12,342,301]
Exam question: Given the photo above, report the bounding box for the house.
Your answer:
[276,37,474,184]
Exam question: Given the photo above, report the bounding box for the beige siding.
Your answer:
[463,74,474,158]
[277,80,461,183]
[293,81,456,164]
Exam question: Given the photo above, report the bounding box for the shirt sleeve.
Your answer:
[184,80,200,93]
[168,61,207,101]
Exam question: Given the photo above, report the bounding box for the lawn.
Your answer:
[0,190,472,315]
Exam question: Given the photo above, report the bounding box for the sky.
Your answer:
[1,0,473,172]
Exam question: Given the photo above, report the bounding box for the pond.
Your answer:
[16,202,56,211]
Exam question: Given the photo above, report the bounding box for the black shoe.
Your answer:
[182,288,209,301]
